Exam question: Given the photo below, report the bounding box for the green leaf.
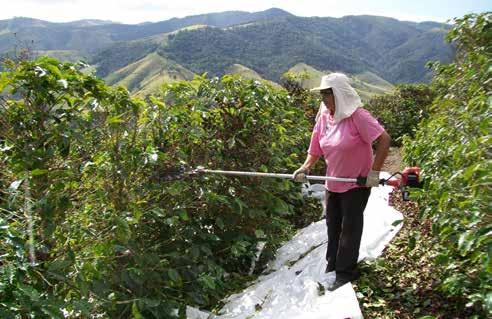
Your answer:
[41,306,64,319]
[485,292,492,313]
[132,301,143,319]
[0,73,9,92]
[215,217,225,230]
[168,269,181,283]
[391,219,403,227]
[151,208,166,218]
[458,232,474,255]
[201,275,216,290]
[178,210,189,221]
[107,114,125,124]
[255,229,265,238]
[44,63,63,78]
[73,299,92,316]
[31,169,49,176]
[168,182,184,196]
[48,259,72,273]
[227,137,236,149]
[18,285,40,302]
[142,298,160,308]
[234,197,247,214]
[191,245,200,259]
[115,217,131,243]
[408,236,416,250]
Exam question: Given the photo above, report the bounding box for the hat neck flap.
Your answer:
[315,73,362,124]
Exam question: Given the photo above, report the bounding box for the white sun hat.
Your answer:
[312,73,362,123]
[310,74,337,91]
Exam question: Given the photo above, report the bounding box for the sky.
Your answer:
[0,0,490,24]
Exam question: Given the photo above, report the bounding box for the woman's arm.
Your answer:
[302,153,320,170]
[372,131,391,171]
[293,154,320,181]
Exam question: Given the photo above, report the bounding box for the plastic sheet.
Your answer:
[188,176,403,319]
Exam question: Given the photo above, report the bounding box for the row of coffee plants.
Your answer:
[364,84,435,146]
[402,13,491,315]
[0,57,320,317]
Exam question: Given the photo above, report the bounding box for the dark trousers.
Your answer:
[325,187,371,281]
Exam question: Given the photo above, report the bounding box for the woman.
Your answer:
[293,73,391,291]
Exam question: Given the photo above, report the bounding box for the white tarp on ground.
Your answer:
[188,177,403,319]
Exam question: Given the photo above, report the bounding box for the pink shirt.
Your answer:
[308,107,384,193]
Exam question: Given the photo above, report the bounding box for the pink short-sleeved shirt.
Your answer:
[308,107,384,193]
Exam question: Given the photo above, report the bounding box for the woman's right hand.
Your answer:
[292,166,309,182]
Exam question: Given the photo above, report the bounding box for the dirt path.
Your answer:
[382,147,402,173]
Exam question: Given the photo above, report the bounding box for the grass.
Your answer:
[105,52,195,96]
[225,64,282,88]
[287,63,328,89]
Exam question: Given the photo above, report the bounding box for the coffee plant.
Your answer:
[365,84,435,146]
[0,57,320,317]
[403,12,491,315]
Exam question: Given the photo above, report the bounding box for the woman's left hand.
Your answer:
[366,170,380,187]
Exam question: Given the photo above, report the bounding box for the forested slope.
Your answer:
[0,10,454,85]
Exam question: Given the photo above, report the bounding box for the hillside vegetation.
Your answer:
[287,63,328,89]
[160,15,453,83]
[33,50,87,63]
[105,52,195,96]
[0,9,292,54]
[1,9,454,85]
[0,58,321,317]
[225,63,263,81]
[402,13,491,315]
[358,13,491,318]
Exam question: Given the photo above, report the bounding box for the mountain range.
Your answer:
[0,8,455,96]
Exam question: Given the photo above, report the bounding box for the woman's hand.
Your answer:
[293,154,319,182]
[293,166,309,182]
[365,170,381,187]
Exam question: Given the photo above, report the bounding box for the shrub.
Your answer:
[365,84,435,146]
[0,58,319,317]
[402,13,491,315]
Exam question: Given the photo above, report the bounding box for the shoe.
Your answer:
[327,278,350,291]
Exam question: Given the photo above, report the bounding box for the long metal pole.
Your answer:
[197,168,357,183]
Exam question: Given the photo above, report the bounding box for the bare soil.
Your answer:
[382,147,403,173]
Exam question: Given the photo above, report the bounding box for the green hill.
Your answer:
[353,71,394,90]
[287,64,394,101]
[287,63,328,88]
[225,63,281,88]
[91,25,210,79]
[161,15,453,84]
[351,71,395,100]
[0,10,454,85]
[0,9,291,54]
[383,28,454,82]
[225,63,263,79]
[34,50,87,62]
[105,52,195,96]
